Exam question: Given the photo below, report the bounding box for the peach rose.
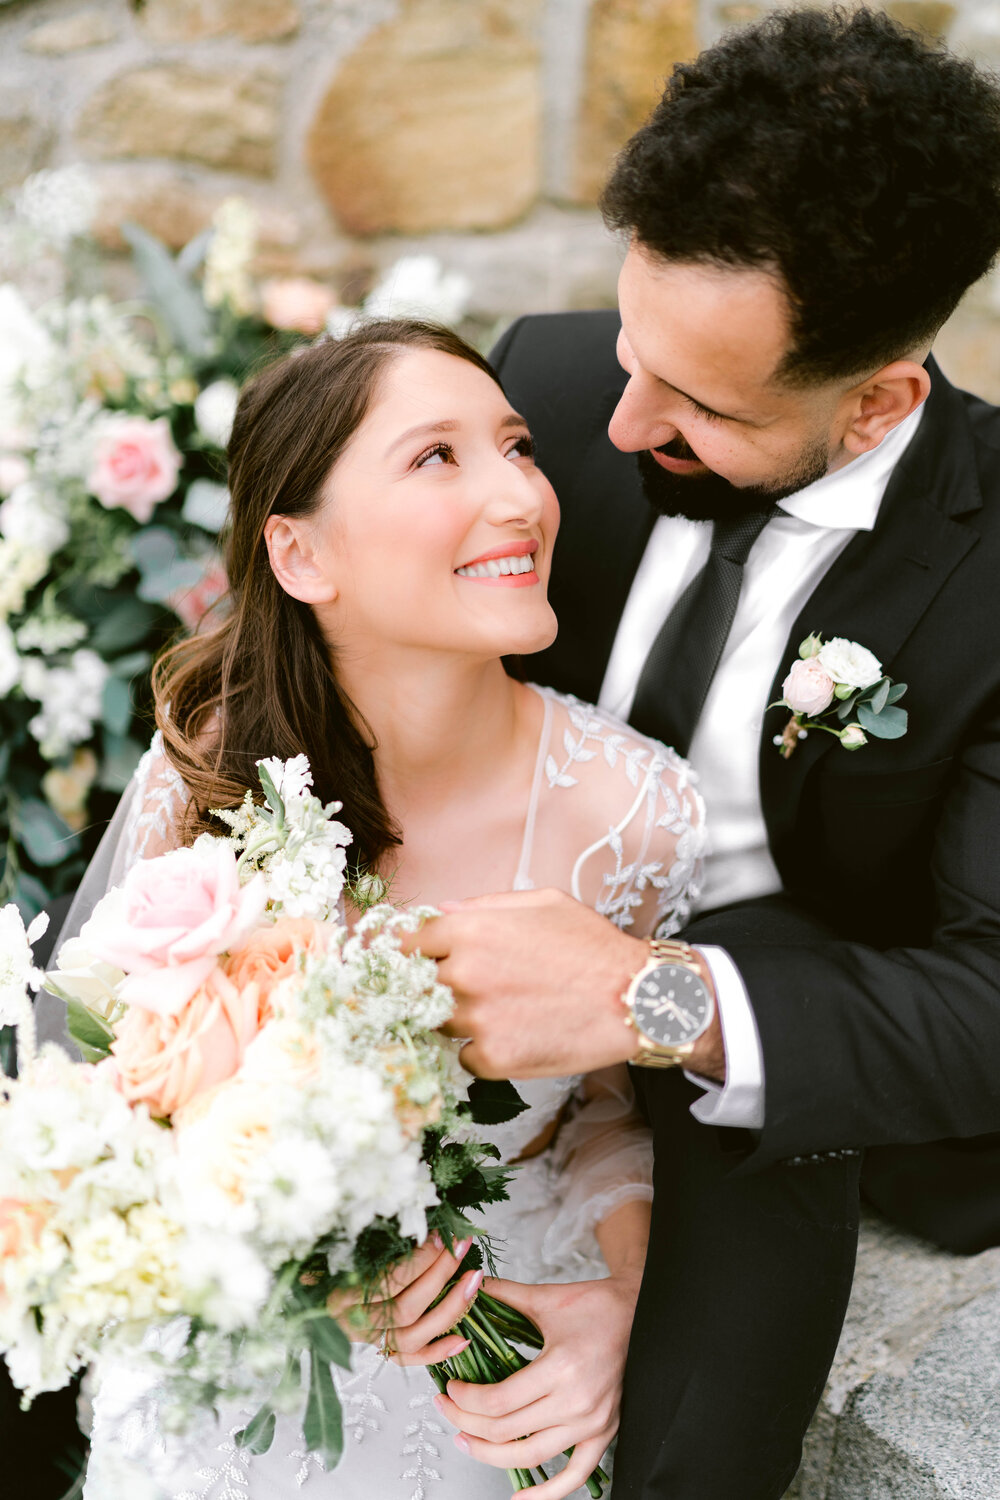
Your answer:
[110,965,262,1119]
[782,656,836,717]
[0,1199,49,1260]
[88,413,182,523]
[81,842,268,1016]
[222,917,326,1022]
[261,277,336,335]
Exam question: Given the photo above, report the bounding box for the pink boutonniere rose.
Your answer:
[772,632,909,759]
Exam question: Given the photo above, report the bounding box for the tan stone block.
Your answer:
[23,8,118,54]
[0,110,53,191]
[77,65,281,176]
[573,0,699,205]
[140,0,301,45]
[306,0,541,236]
[883,1,956,40]
[90,165,302,253]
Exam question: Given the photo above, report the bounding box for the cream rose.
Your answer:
[87,413,182,523]
[782,656,836,716]
[80,843,267,1016]
[817,636,882,690]
[110,966,262,1118]
[261,277,337,335]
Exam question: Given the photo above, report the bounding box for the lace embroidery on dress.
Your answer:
[122,731,188,874]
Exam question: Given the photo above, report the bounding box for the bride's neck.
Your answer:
[334,647,531,818]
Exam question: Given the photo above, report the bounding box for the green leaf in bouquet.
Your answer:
[13,871,50,921]
[89,598,163,655]
[16,798,81,867]
[109,650,153,679]
[102,676,133,738]
[856,701,909,739]
[99,735,146,793]
[886,682,908,704]
[235,1403,277,1456]
[122,222,215,361]
[431,1201,479,1248]
[304,1350,344,1471]
[62,996,116,1062]
[256,762,285,825]
[306,1315,353,1371]
[835,691,861,721]
[466,1077,529,1125]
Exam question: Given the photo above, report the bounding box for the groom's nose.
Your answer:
[608,374,682,455]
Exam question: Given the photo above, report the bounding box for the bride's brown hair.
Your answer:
[153,318,503,871]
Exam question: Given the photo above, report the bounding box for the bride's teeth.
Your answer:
[497,557,513,575]
[486,559,502,578]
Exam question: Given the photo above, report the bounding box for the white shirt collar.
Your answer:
[777,400,926,533]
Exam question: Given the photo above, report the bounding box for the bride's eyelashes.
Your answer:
[411,434,536,469]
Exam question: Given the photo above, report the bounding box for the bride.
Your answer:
[78,318,705,1500]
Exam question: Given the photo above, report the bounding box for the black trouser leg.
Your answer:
[1,1366,87,1500]
[863,1137,1000,1255]
[612,1074,860,1500]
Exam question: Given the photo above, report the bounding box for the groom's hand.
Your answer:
[404,888,646,1077]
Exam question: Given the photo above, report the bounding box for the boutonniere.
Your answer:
[771,633,908,759]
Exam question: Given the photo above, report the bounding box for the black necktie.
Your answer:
[628,508,776,758]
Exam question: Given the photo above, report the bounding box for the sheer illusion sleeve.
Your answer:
[522,689,708,1276]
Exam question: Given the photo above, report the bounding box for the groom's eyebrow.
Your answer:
[387,413,528,456]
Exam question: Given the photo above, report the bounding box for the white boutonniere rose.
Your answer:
[771,632,909,759]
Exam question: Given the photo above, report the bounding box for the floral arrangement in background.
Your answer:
[0,167,472,921]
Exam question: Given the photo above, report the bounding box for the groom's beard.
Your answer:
[636,433,831,524]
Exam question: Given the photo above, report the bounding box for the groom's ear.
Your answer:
[264,514,339,605]
[841,359,932,456]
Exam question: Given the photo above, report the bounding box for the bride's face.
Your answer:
[281,348,560,660]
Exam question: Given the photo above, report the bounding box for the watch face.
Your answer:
[633,964,712,1049]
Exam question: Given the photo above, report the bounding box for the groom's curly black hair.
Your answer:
[601,5,1000,384]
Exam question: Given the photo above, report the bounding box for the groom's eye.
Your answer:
[683,394,726,424]
[414,442,457,468]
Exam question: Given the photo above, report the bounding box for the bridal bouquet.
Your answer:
[0,756,607,1496]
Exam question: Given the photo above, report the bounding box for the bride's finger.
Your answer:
[434,1388,553,1445]
[391,1268,484,1356]
[366,1246,474,1333]
[376,1235,471,1304]
[453,1421,581,1471]
[391,1331,471,1369]
[522,1434,611,1500]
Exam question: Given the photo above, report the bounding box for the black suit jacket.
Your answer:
[492,310,1000,1169]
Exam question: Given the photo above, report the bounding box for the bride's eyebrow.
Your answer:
[385,412,529,457]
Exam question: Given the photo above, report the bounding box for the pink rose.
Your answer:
[782,657,836,717]
[169,558,229,631]
[80,843,268,1016]
[109,965,262,1118]
[261,277,336,335]
[88,414,182,523]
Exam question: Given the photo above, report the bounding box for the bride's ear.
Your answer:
[264,515,339,605]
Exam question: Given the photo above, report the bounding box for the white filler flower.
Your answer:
[0,905,48,1027]
[194,380,239,450]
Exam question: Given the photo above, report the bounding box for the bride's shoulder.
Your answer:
[527,683,697,793]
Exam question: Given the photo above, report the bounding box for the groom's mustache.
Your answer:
[654,435,702,465]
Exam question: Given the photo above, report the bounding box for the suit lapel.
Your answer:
[759,361,982,864]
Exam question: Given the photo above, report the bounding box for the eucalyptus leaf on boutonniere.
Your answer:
[771,632,909,759]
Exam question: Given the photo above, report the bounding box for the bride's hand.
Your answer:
[327,1234,481,1368]
[434,1272,641,1498]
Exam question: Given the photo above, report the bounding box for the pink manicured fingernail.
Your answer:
[430,1231,444,1250]
[454,1434,471,1454]
[450,1336,471,1353]
[454,1237,473,1259]
[463,1269,484,1299]
[433,1395,446,1412]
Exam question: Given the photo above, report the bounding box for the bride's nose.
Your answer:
[481,459,544,529]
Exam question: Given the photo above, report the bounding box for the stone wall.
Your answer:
[2,0,1000,394]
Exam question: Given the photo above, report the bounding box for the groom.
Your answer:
[414,8,1000,1497]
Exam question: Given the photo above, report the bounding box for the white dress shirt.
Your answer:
[599,404,925,1128]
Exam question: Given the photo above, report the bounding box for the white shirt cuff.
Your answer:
[683,944,765,1130]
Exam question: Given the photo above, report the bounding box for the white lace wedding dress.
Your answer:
[79,684,705,1500]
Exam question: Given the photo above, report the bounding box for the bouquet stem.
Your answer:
[428,1289,609,1497]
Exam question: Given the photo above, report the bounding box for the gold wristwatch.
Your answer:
[623,939,716,1069]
